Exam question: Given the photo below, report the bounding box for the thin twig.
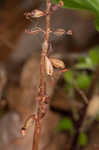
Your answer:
[71,66,99,150]
[73,79,88,104]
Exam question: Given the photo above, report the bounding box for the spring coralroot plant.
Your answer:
[21,0,71,150]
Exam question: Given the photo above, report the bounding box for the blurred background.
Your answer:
[0,0,99,150]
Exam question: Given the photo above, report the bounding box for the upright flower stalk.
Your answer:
[21,1,70,150]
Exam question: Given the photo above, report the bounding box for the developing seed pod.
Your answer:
[31,9,45,18]
[66,30,72,35]
[53,28,65,36]
[40,104,48,119]
[24,117,34,129]
[45,56,53,76]
[50,57,65,69]
[42,40,49,52]
[21,114,35,136]
[25,27,42,35]
[24,12,31,20]
[21,128,26,136]
[52,0,64,11]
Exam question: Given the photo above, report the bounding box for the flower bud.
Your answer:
[53,28,65,36]
[50,57,65,69]
[42,40,48,51]
[45,56,53,76]
[59,0,64,7]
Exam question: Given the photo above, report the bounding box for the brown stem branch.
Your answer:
[87,65,99,100]
[32,1,51,150]
[71,66,99,150]
[73,79,88,104]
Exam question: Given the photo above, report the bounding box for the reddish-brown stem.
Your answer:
[32,1,51,150]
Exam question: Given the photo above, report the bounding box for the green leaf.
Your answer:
[64,84,75,98]
[76,73,92,90]
[95,15,99,31]
[78,132,88,146]
[53,0,99,32]
[75,47,99,69]
[64,70,73,85]
[57,117,75,135]
[75,57,94,70]
[64,71,74,97]
[89,47,99,66]
[53,0,99,14]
